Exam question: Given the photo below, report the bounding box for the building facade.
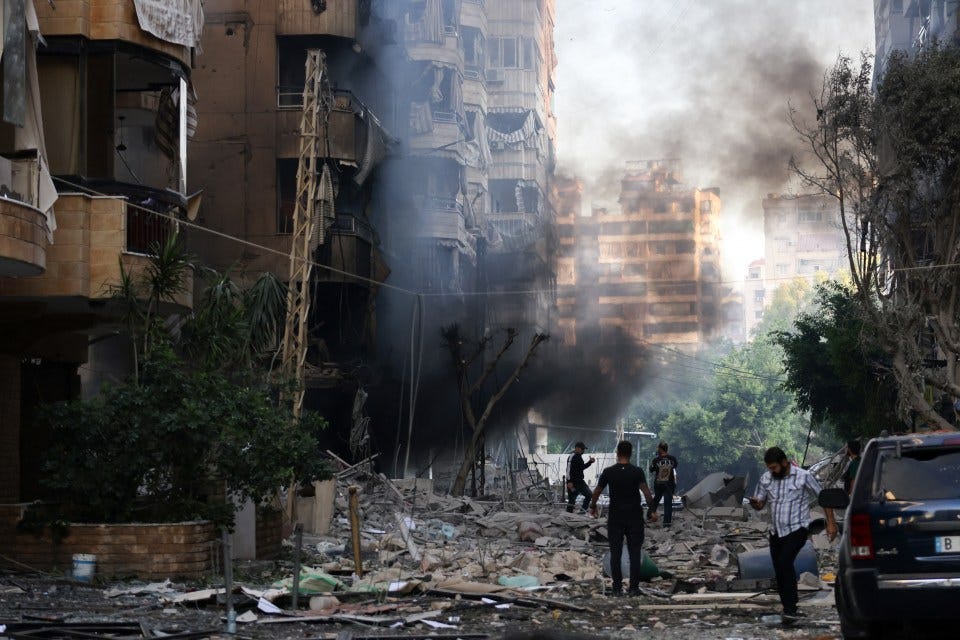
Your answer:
[0,0,203,502]
[741,194,846,337]
[874,0,958,83]
[189,0,558,470]
[558,161,723,350]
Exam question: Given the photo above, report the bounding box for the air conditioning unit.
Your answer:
[485,68,505,83]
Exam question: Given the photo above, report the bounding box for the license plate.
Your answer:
[934,536,960,553]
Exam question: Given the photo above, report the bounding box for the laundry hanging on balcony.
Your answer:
[133,0,205,51]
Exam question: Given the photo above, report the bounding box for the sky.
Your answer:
[554,0,876,281]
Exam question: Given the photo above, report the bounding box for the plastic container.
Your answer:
[737,540,818,580]
[601,550,661,580]
[72,553,96,582]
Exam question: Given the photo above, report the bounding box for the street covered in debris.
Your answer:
[3,462,845,639]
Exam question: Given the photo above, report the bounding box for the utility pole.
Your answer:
[280,50,334,518]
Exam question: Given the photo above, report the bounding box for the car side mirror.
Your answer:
[818,487,849,509]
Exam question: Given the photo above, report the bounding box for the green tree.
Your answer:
[38,238,329,527]
[792,48,960,430]
[774,282,899,440]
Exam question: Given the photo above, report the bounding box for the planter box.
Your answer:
[0,504,216,580]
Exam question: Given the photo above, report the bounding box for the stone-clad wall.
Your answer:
[34,0,192,66]
[0,505,215,579]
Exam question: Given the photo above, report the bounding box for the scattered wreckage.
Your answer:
[0,454,848,639]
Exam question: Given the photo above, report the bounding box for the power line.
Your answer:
[643,341,788,383]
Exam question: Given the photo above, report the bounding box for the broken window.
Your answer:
[462,26,485,73]
[36,46,187,191]
[489,179,518,213]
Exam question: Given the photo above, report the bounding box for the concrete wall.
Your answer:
[35,0,193,66]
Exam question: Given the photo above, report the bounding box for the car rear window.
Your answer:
[877,448,960,501]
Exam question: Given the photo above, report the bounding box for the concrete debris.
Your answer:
[0,468,846,638]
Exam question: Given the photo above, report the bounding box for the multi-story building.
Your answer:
[558,161,723,349]
[603,160,722,347]
[739,194,846,337]
[484,0,558,332]
[0,0,203,502]
[743,259,766,336]
[874,0,958,82]
[555,176,584,346]
[190,1,402,412]
[189,1,558,472]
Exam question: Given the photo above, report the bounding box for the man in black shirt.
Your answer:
[565,441,595,513]
[590,440,658,596]
[648,441,678,526]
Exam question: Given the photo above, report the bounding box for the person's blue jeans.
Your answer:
[650,482,674,524]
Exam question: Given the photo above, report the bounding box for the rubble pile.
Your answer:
[0,466,844,639]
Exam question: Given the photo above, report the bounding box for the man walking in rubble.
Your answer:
[565,441,595,513]
[647,441,678,527]
[590,440,658,596]
[749,446,837,626]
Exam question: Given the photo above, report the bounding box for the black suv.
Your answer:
[822,433,960,638]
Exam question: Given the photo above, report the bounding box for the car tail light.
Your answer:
[849,513,874,560]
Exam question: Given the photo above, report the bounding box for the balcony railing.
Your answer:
[464,65,483,81]
[432,110,458,124]
[0,151,42,209]
[422,196,463,214]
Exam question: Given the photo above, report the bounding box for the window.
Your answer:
[277,159,297,234]
[754,289,765,303]
[755,310,764,319]
[488,38,535,69]
[799,209,823,222]
[522,38,535,70]
[748,268,761,279]
[700,199,712,213]
[877,449,960,501]
[776,236,789,251]
[502,38,517,67]
[462,26,485,70]
[776,263,789,276]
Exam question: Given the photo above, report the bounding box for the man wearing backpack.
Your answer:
[647,442,678,527]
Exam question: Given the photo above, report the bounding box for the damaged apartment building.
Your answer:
[0,0,203,502]
[557,161,724,352]
[189,0,559,465]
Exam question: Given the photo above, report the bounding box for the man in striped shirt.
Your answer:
[749,447,837,625]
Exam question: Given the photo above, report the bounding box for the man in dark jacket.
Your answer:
[565,441,595,513]
[648,441,678,526]
[590,440,658,595]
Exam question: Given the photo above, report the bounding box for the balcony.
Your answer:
[418,197,475,256]
[0,193,190,309]
[35,0,200,66]
[277,0,358,38]
[404,23,464,68]
[0,153,50,277]
[276,91,392,178]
